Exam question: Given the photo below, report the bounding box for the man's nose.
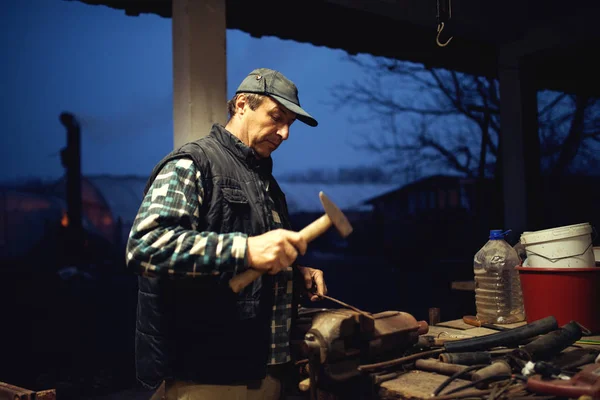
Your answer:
[277,125,290,140]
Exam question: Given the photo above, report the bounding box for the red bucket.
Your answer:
[516,266,600,333]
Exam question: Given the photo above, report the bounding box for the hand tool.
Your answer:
[471,359,512,388]
[462,315,510,331]
[439,351,492,365]
[417,335,466,348]
[358,316,559,372]
[448,322,584,391]
[229,191,353,294]
[298,304,428,395]
[415,359,475,378]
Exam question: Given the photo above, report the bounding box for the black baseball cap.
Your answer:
[235,68,318,127]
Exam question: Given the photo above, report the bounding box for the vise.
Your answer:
[293,307,429,393]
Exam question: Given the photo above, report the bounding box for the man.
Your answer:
[126,68,327,399]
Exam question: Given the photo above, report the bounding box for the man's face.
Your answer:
[241,95,296,158]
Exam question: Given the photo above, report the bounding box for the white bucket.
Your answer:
[520,223,595,268]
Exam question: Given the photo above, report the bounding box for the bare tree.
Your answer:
[330,56,600,180]
[538,93,600,176]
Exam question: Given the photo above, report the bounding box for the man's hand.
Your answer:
[297,265,327,301]
[247,229,307,275]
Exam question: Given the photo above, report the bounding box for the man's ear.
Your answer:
[235,94,247,116]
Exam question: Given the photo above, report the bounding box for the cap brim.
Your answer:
[270,94,318,127]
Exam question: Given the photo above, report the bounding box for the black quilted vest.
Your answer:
[135,124,292,389]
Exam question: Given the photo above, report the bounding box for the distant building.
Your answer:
[7,172,597,272]
[363,175,500,261]
[49,175,147,250]
[278,181,398,252]
[45,175,401,254]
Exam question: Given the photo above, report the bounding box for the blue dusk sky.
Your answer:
[1,0,384,183]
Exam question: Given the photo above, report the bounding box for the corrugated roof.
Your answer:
[86,175,148,224]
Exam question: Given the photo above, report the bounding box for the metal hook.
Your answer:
[436,22,453,47]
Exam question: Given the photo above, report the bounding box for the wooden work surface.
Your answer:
[378,319,600,400]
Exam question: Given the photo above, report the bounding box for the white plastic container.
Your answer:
[520,223,595,268]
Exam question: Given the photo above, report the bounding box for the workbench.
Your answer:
[377,319,600,400]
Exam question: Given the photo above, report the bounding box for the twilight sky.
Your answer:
[1,0,383,183]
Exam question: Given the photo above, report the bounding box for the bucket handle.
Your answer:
[525,226,596,263]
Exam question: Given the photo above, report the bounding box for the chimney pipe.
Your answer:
[59,112,83,261]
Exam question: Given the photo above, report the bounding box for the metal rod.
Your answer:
[318,294,375,320]
[358,349,445,372]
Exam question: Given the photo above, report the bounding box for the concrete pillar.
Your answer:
[497,54,540,236]
[172,0,227,149]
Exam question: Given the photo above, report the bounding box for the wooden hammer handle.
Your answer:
[229,268,263,294]
[299,214,332,243]
[228,214,333,294]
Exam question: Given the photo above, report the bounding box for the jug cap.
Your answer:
[489,229,511,240]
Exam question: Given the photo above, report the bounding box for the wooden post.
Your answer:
[497,54,541,236]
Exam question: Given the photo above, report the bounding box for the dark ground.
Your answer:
[1,265,142,399]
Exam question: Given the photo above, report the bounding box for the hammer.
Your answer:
[229,191,353,294]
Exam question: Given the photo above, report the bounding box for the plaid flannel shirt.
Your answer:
[126,157,293,365]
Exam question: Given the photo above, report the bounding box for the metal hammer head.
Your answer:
[319,191,353,238]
